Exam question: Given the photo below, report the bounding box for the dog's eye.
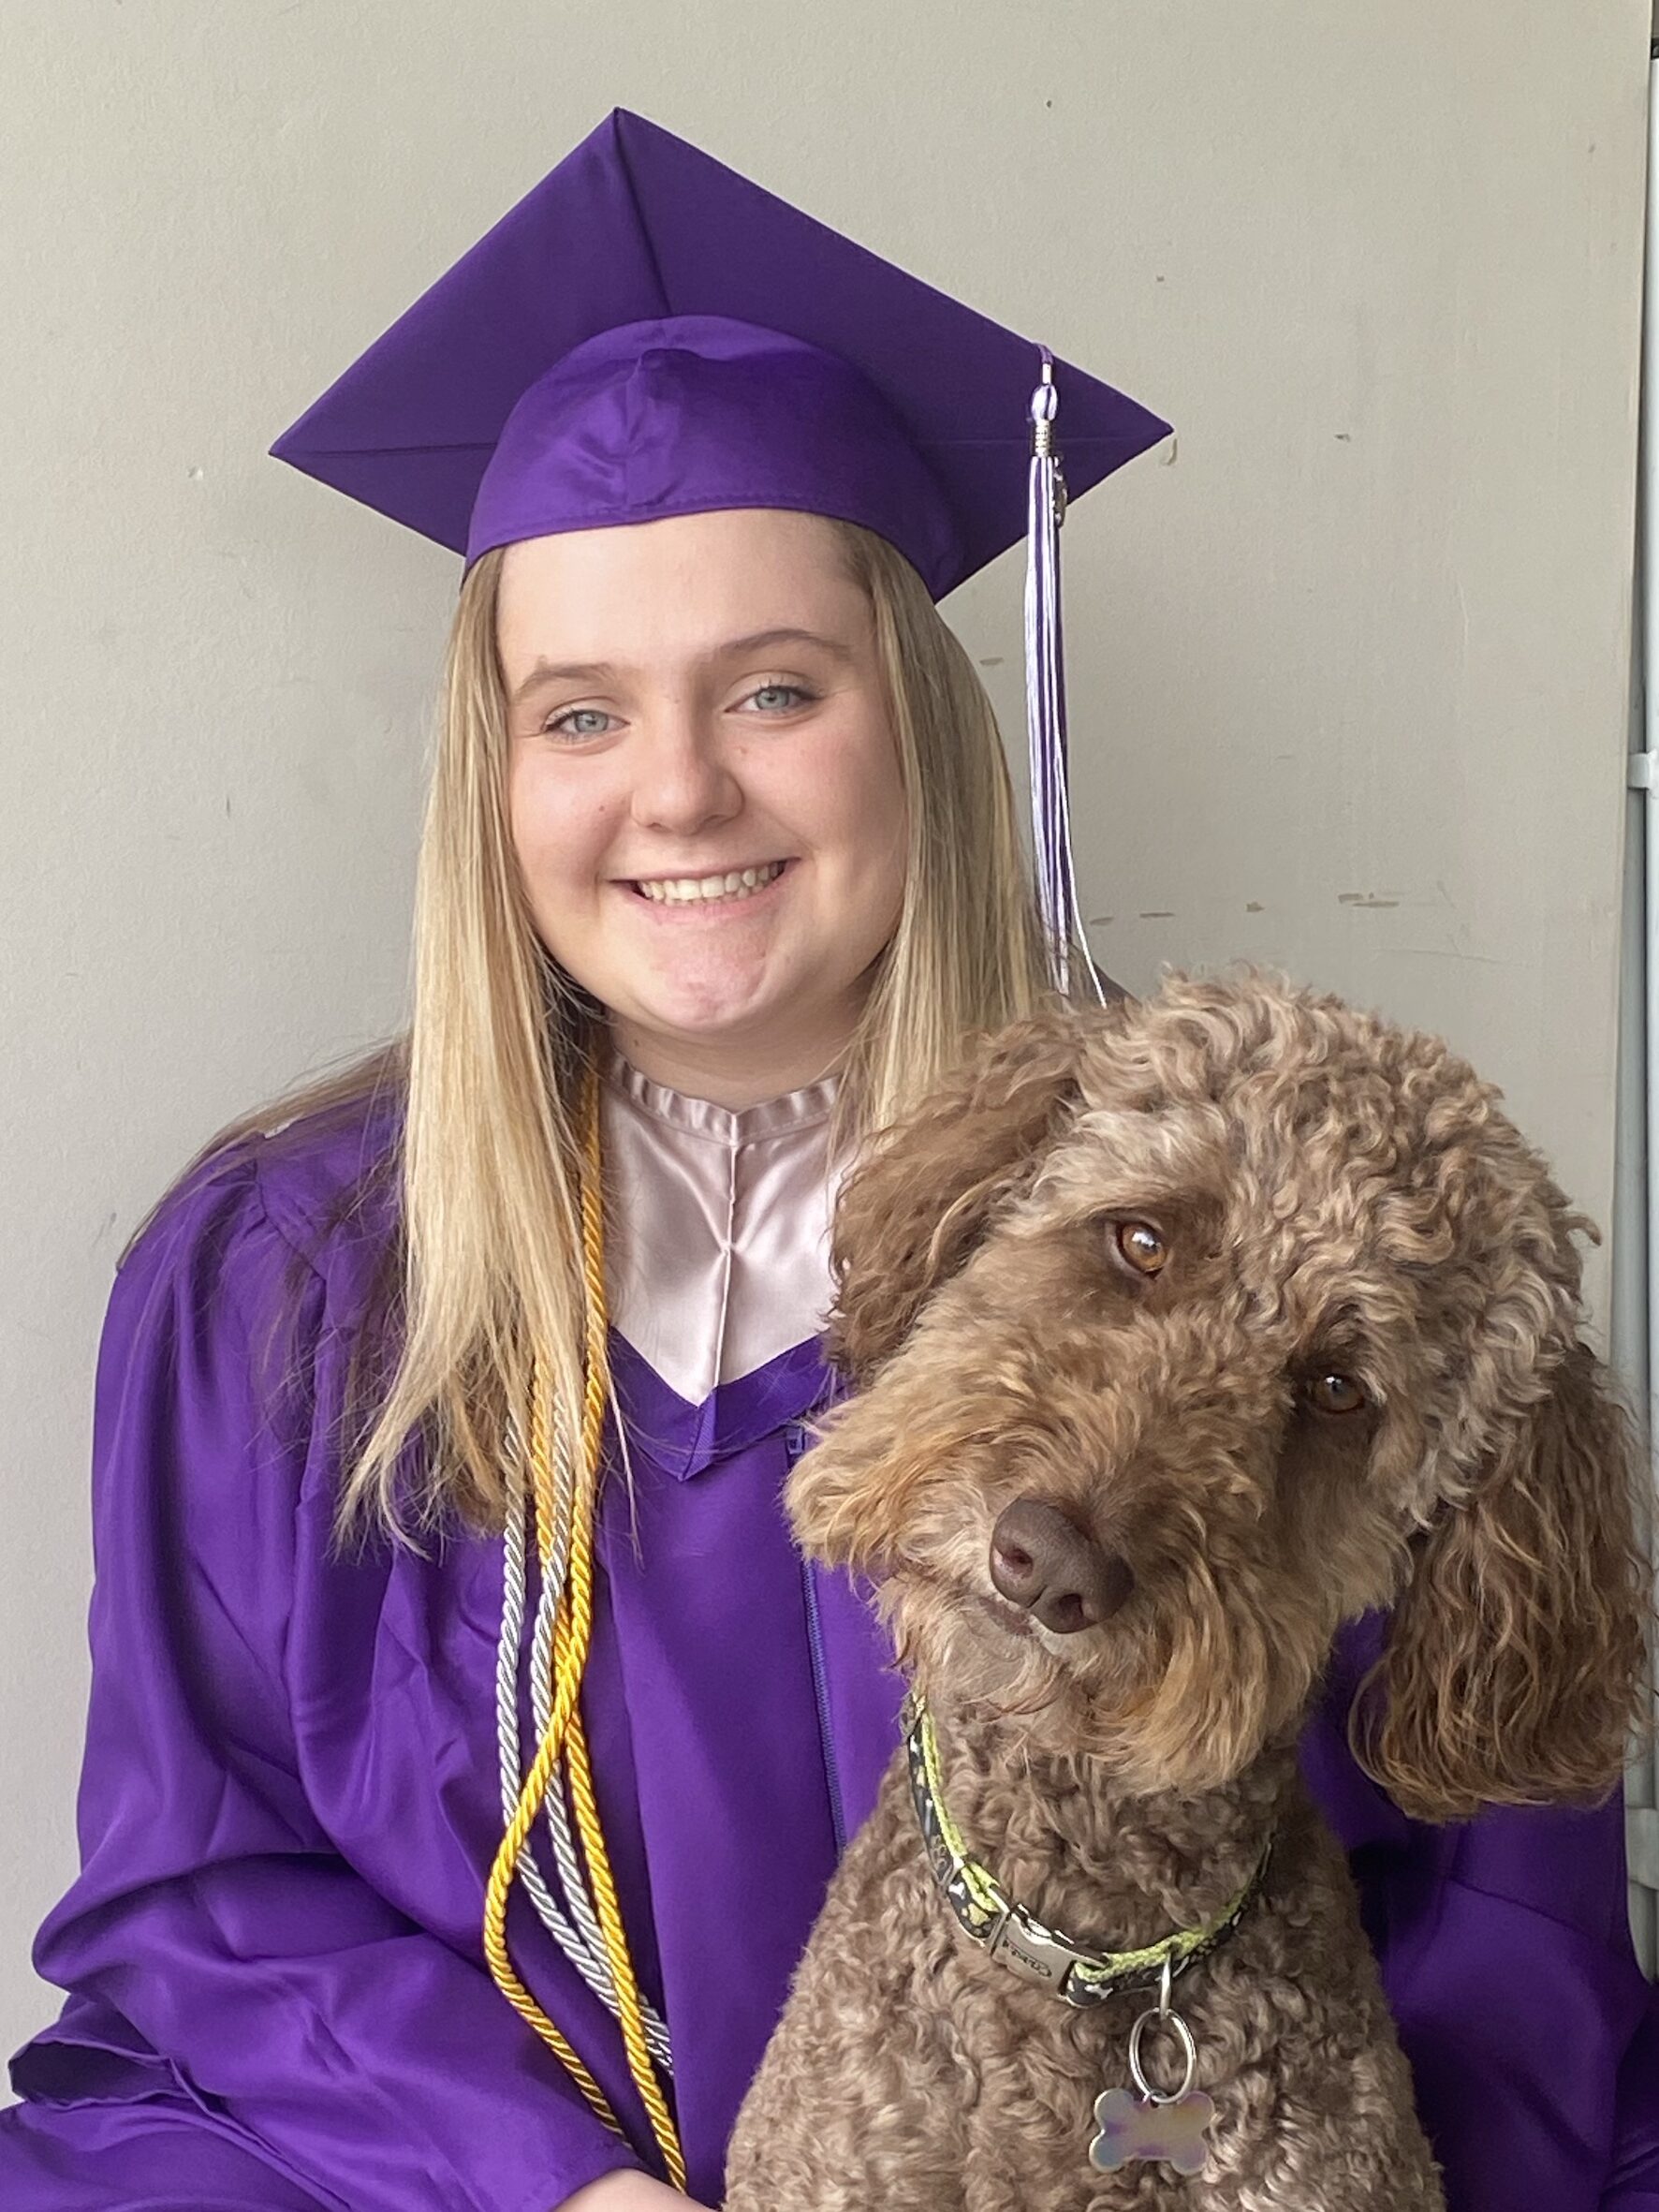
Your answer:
[1114,1220,1168,1276]
[1304,1372,1368,1416]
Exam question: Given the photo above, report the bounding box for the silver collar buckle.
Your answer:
[985,1905,1079,1998]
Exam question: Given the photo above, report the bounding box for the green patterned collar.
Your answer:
[903,1691,1270,2009]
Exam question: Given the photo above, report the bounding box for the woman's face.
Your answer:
[499,508,908,1099]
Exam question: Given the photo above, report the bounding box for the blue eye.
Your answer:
[542,685,815,737]
[546,707,616,740]
[744,684,815,715]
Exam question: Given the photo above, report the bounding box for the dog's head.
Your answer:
[792,970,1649,1815]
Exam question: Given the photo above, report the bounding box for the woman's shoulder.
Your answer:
[119,1082,404,1343]
[242,1084,404,1276]
[81,1093,408,1655]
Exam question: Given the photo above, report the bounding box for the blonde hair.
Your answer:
[183,521,1050,1540]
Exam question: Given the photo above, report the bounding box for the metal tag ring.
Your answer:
[1127,2006,1198,2106]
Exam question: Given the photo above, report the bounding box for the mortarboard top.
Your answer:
[270,108,1169,598]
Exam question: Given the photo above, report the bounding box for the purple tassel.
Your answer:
[1025,351,1103,1002]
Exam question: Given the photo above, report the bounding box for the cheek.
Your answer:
[1269,1421,1404,1615]
[507,753,609,894]
[786,717,908,884]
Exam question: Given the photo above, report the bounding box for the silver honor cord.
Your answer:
[1024,350,1107,1005]
[494,1420,673,2069]
[524,1438,673,2065]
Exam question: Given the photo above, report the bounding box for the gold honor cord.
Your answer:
[482,1066,688,2190]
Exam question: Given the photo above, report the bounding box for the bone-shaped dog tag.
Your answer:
[1089,2086,1215,2178]
[1089,1984,1214,2178]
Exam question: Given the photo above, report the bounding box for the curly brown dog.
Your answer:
[723,971,1650,2212]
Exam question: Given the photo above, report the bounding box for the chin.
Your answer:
[875,1568,1098,1737]
[602,998,766,1063]
[876,1564,1229,1779]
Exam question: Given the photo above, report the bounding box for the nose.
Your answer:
[629,712,742,838]
[989,1497,1134,1635]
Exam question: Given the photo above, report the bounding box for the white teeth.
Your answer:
[638,863,785,905]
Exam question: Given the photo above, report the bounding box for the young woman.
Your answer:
[3,110,1655,2212]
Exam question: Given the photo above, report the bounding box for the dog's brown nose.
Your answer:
[989,1497,1133,1635]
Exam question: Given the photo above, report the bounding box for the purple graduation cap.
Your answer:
[272,108,1171,990]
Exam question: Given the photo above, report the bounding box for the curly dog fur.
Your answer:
[723,970,1650,2212]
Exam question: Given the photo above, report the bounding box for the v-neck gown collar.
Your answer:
[601,1051,845,1480]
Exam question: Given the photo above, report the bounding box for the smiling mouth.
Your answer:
[630,860,788,906]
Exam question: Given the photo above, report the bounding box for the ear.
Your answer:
[1359,1342,1650,1822]
[826,1003,1103,1382]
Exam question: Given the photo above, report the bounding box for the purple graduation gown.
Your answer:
[3,1087,1658,2210]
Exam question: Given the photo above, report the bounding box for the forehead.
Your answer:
[493,508,868,674]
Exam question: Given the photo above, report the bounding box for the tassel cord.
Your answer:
[1025,353,1108,1005]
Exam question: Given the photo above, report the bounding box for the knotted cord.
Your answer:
[483,1062,686,2187]
[495,1450,670,2064]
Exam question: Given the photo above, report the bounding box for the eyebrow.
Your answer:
[507,627,857,707]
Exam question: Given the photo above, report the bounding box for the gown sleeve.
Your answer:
[1608,1992,1659,2206]
[1306,1622,1659,2212]
[15,1144,646,2212]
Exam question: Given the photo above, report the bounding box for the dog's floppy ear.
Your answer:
[826,1003,1100,1382]
[1358,1341,1649,1822]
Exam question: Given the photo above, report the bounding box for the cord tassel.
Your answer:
[1025,351,1106,1003]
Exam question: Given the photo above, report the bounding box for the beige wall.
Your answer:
[1,1,1649,2058]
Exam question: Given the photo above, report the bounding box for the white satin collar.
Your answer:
[600,1053,845,1406]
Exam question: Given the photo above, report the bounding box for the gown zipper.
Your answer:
[787,1420,848,1855]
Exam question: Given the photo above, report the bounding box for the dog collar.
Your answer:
[903,1691,1270,2009]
